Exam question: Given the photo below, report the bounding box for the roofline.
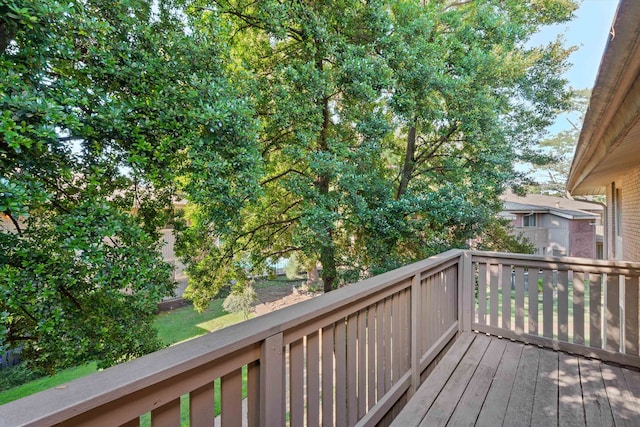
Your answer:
[567,0,640,194]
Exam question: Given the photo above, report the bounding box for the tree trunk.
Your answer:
[396,125,417,199]
[307,264,319,283]
[315,57,337,292]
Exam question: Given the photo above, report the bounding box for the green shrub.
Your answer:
[223,286,258,320]
[0,365,42,393]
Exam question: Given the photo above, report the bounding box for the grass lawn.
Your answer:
[154,298,248,345]
[0,363,98,405]
[0,298,251,405]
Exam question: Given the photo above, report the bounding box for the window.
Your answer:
[596,243,604,259]
[523,213,537,227]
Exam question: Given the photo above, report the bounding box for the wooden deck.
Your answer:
[393,332,640,427]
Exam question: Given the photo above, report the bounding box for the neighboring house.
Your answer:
[500,192,604,258]
[567,0,640,262]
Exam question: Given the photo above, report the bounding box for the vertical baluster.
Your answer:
[357,310,367,419]
[222,368,243,427]
[190,383,214,427]
[558,270,569,342]
[490,264,499,327]
[478,263,487,325]
[335,319,347,427]
[151,398,180,427]
[290,338,305,427]
[384,298,392,392]
[375,301,385,402]
[606,274,620,352]
[514,266,525,334]
[367,306,376,408]
[625,276,639,356]
[543,269,554,339]
[589,273,602,349]
[391,294,402,384]
[573,272,585,345]
[501,264,512,330]
[322,325,334,427]
[307,332,320,427]
[528,268,540,335]
[346,314,358,425]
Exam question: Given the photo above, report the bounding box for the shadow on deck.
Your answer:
[393,332,640,426]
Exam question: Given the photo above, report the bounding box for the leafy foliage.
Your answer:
[222,285,257,320]
[474,218,535,254]
[531,88,591,195]
[0,0,258,372]
[2,0,579,371]
[179,0,577,305]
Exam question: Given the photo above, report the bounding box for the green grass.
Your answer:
[253,275,305,289]
[0,363,98,405]
[0,298,251,405]
[154,299,249,345]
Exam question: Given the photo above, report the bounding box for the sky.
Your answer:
[530,0,619,133]
[532,0,619,90]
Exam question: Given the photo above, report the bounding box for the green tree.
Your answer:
[369,0,575,265]
[0,0,258,372]
[179,0,394,298]
[474,218,535,254]
[179,0,577,307]
[222,285,257,320]
[533,88,591,195]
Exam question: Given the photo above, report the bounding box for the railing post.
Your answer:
[409,273,421,396]
[459,251,473,332]
[260,333,284,426]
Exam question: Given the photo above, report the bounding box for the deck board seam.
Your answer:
[417,333,489,426]
[443,335,498,426]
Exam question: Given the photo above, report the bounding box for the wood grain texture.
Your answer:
[558,353,585,427]
[476,340,523,426]
[502,345,540,426]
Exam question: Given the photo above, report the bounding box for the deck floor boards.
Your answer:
[393,332,640,426]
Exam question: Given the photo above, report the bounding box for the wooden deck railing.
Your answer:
[0,250,464,427]
[469,251,640,369]
[4,250,640,426]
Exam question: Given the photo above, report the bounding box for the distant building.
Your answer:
[500,193,604,259]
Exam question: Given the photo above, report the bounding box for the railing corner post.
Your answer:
[260,332,285,426]
[459,251,473,332]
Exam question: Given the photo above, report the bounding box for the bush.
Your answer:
[0,365,42,392]
[222,286,258,320]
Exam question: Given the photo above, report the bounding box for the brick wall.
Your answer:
[620,169,640,262]
[568,219,596,258]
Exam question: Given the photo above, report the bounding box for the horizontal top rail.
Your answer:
[472,251,640,275]
[0,249,464,427]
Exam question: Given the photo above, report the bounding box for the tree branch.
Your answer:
[4,210,22,235]
[260,168,307,186]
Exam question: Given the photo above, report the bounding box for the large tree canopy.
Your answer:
[0,0,259,372]
[1,0,578,371]
[179,0,577,305]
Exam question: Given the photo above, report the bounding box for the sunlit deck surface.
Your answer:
[393,332,640,427]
